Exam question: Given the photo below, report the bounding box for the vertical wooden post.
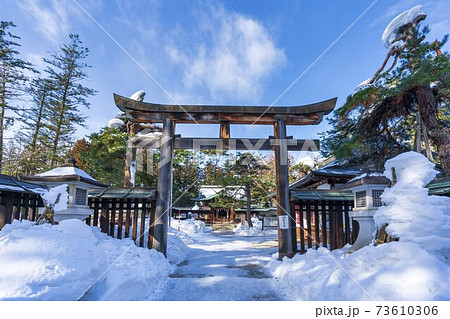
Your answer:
[117,198,124,239]
[110,199,116,238]
[220,122,230,150]
[314,200,320,249]
[306,200,312,249]
[125,199,131,238]
[152,119,175,256]
[344,202,351,244]
[31,194,38,222]
[132,198,139,242]
[148,200,156,249]
[274,119,296,259]
[139,199,146,247]
[93,199,99,227]
[321,201,328,249]
[299,203,305,253]
[22,193,30,221]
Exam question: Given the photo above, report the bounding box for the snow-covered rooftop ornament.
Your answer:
[382,5,426,49]
[107,118,125,129]
[114,111,125,119]
[130,90,146,102]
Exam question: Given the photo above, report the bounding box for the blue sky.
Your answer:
[3,0,449,163]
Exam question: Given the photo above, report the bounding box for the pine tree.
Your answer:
[44,34,96,167]
[321,12,450,174]
[0,21,34,171]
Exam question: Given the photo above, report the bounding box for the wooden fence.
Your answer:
[291,198,358,253]
[0,191,43,230]
[87,197,157,248]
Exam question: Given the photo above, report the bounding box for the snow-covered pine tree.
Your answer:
[321,6,450,174]
[43,34,96,168]
[0,21,34,171]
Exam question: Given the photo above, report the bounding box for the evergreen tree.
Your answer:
[81,127,128,186]
[214,153,270,228]
[20,77,54,173]
[44,34,96,167]
[321,11,450,173]
[0,21,34,171]
[172,149,203,207]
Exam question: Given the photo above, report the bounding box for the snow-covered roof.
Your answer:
[193,185,246,201]
[36,167,96,181]
[23,167,107,187]
[0,174,47,194]
[382,5,426,49]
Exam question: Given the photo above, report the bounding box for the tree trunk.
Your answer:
[30,87,47,151]
[0,72,6,172]
[415,85,450,175]
[245,183,253,228]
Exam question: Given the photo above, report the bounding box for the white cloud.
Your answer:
[17,0,75,42]
[166,6,286,102]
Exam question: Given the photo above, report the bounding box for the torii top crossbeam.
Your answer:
[114,94,336,125]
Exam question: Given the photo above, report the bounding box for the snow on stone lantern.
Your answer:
[22,164,108,222]
[341,171,390,252]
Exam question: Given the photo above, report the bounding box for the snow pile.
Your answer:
[235,217,277,236]
[130,90,145,101]
[375,152,450,255]
[41,184,68,212]
[382,5,425,49]
[167,228,190,264]
[0,219,171,301]
[270,152,450,300]
[270,242,450,300]
[171,218,212,236]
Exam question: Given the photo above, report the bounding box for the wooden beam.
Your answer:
[130,136,319,151]
[114,94,336,125]
[274,120,297,259]
[151,119,175,256]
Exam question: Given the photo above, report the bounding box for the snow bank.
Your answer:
[167,229,190,265]
[0,219,171,301]
[270,242,450,300]
[382,5,425,49]
[235,217,277,236]
[171,218,212,236]
[270,152,450,300]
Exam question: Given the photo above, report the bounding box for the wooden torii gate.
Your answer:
[114,94,336,258]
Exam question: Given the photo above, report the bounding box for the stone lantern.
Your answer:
[22,165,107,222]
[340,172,390,252]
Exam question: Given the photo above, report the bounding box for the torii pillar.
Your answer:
[151,119,175,256]
[274,120,297,259]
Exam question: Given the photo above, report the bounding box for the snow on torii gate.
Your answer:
[114,93,337,259]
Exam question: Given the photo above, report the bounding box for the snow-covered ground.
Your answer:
[270,152,450,301]
[157,230,286,301]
